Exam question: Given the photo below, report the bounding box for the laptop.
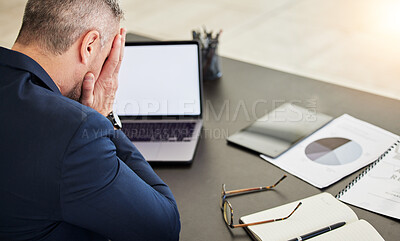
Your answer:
[114,41,203,163]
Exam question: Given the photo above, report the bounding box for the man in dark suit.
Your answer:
[0,0,180,240]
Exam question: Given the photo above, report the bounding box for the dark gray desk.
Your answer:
[127,34,400,240]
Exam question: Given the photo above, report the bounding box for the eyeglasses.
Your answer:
[220,175,302,228]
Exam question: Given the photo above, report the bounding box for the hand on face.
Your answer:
[80,28,126,116]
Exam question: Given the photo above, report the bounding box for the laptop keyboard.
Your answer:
[122,122,196,142]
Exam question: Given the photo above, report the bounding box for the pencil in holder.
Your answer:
[192,28,222,81]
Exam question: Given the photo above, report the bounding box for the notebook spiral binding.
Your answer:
[335,139,400,199]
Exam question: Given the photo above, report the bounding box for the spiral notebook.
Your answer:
[337,140,400,219]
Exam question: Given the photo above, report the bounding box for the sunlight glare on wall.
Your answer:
[377,0,400,35]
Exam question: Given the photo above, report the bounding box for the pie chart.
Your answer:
[305,137,362,166]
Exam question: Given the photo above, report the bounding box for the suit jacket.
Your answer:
[0,47,180,241]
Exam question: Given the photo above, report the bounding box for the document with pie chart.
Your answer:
[260,114,399,188]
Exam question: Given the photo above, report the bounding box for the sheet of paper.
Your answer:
[339,144,400,219]
[240,193,358,241]
[261,114,399,188]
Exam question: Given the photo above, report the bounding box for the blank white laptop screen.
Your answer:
[114,43,201,116]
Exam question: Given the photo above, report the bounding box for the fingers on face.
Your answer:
[114,28,126,76]
[110,34,122,69]
[99,34,121,80]
[97,30,125,97]
[119,28,126,62]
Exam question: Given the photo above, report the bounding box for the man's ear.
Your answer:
[80,30,100,65]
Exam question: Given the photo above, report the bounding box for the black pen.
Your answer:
[288,222,346,241]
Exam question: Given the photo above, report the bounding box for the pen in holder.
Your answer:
[192,28,222,81]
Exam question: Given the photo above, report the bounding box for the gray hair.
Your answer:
[16,0,124,55]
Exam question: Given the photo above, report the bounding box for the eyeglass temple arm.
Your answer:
[225,175,287,196]
[232,201,302,228]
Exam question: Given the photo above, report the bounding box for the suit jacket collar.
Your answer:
[0,46,61,95]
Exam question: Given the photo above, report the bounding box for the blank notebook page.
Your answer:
[240,193,358,241]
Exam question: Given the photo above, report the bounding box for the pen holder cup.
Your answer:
[201,44,222,81]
